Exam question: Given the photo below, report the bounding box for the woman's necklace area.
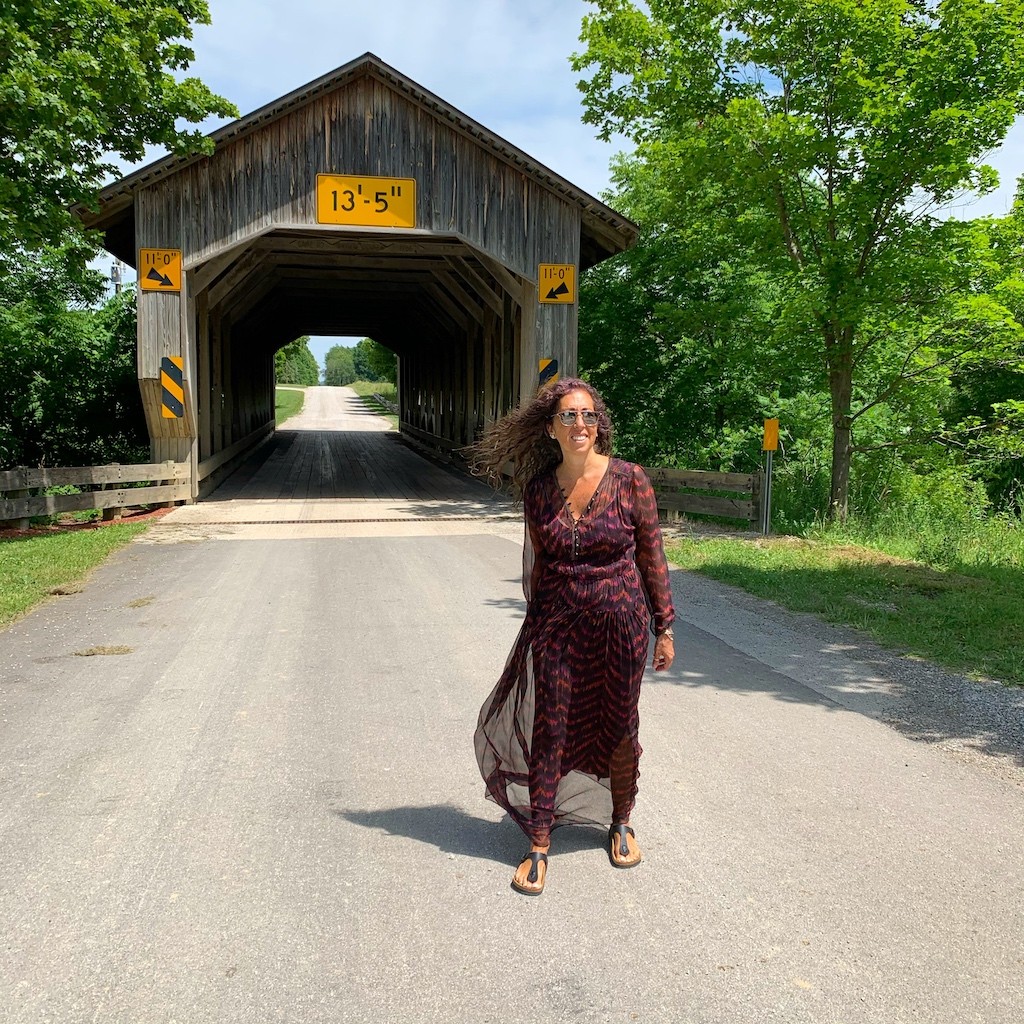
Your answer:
[560,481,599,525]
[557,462,606,526]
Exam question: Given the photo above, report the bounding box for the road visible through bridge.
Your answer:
[165,385,519,536]
[1,388,1022,1023]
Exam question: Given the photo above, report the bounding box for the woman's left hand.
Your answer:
[653,633,674,671]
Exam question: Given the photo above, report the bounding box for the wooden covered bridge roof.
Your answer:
[79,52,638,274]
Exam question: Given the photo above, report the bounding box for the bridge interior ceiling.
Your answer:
[200,231,520,354]
[183,229,526,478]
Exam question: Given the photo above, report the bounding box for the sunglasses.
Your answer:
[554,409,599,427]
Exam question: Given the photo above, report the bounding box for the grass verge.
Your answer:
[348,380,398,429]
[0,522,152,628]
[664,533,1024,687]
[275,386,305,425]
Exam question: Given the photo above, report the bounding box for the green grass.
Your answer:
[0,523,151,628]
[348,380,398,428]
[275,386,305,425]
[665,529,1024,686]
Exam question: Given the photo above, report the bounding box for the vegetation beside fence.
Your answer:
[349,380,399,428]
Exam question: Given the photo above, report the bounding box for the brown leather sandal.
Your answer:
[511,851,548,895]
[608,824,642,869]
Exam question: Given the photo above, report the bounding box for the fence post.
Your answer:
[101,463,123,521]
[0,465,32,530]
[750,472,763,532]
[4,487,32,531]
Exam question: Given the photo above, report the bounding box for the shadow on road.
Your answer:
[644,566,1024,771]
[203,428,502,506]
[333,804,605,863]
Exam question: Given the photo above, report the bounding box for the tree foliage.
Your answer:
[322,339,396,385]
[574,0,1024,517]
[580,152,782,470]
[274,337,319,386]
[354,337,397,384]
[324,345,356,387]
[0,0,237,257]
[0,243,148,469]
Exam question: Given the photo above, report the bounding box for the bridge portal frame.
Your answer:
[77,53,637,497]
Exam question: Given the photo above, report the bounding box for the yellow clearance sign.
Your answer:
[139,249,182,291]
[539,264,576,304]
[763,418,780,451]
[316,174,416,228]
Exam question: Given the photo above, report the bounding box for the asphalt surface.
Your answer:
[1,388,1022,1024]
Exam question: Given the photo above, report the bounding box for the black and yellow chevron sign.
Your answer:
[161,356,185,418]
[539,358,559,388]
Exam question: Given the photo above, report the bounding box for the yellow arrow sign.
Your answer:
[539,264,576,304]
[139,249,182,291]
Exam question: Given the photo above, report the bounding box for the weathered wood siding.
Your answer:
[133,69,589,468]
[149,78,582,282]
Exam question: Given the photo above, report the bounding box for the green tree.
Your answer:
[0,0,237,257]
[324,345,356,387]
[352,338,377,381]
[0,242,147,468]
[580,151,783,470]
[365,338,397,384]
[274,337,319,386]
[574,0,1024,518]
[941,196,1024,505]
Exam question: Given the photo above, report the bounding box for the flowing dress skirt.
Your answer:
[474,460,675,840]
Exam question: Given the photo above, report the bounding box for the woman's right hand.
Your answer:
[653,632,674,671]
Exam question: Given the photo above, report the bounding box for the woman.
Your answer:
[472,378,675,896]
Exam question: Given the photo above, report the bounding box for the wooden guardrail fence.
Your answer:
[0,461,190,530]
[646,467,763,529]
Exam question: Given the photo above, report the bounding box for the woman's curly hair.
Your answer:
[467,377,613,498]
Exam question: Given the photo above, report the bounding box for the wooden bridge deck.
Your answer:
[160,387,515,530]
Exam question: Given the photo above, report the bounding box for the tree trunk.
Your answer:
[826,326,854,521]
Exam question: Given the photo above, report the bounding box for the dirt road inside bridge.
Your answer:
[1,389,1022,1023]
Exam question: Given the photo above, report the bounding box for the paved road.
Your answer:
[2,387,1022,1023]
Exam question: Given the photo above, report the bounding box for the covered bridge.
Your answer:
[77,53,637,496]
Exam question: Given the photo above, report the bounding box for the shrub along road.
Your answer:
[0,388,1021,1023]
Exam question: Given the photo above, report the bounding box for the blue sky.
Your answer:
[106,0,1024,370]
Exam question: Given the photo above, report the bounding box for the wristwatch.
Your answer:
[657,626,674,639]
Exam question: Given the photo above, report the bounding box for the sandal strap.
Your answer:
[521,851,548,884]
[610,824,635,857]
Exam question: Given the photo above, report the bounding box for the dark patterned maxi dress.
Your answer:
[475,458,675,841]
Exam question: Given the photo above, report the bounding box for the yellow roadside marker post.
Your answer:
[762,418,779,535]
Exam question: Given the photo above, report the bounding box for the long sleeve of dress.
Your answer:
[631,464,676,636]
[522,480,548,606]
